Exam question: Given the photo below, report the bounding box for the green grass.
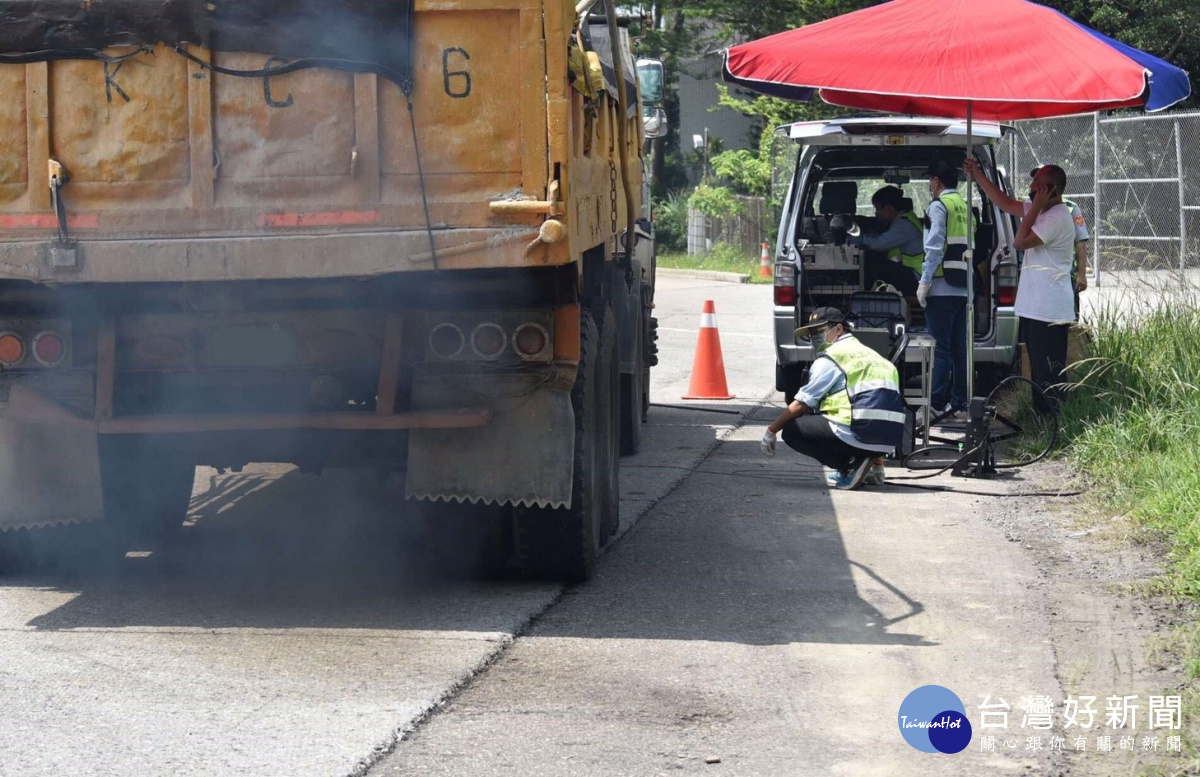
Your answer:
[1060,298,1200,598]
[1058,284,1200,768]
[657,242,773,284]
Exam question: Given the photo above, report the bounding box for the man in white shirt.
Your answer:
[964,159,1077,411]
[1028,168,1090,314]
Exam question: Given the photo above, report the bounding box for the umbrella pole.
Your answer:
[955,100,996,478]
[965,101,975,402]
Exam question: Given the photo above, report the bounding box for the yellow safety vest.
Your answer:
[889,210,928,278]
[817,336,906,447]
[936,191,970,287]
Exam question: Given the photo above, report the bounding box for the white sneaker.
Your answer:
[863,465,887,486]
[940,408,968,424]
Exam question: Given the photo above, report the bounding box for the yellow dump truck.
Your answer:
[0,0,659,581]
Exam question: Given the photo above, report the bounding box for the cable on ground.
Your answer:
[623,464,1086,498]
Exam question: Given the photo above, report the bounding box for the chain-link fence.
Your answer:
[686,195,770,257]
[998,109,1200,283]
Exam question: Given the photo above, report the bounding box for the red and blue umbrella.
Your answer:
[722,0,1189,406]
[722,0,1190,120]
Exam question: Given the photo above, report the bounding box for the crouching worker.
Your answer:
[760,307,907,490]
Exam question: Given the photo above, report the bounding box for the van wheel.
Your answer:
[974,362,1016,398]
[778,362,805,405]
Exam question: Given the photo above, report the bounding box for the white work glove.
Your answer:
[917,282,930,309]
[760,428,777,456]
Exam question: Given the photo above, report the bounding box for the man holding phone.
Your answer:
[964,159,1077,412]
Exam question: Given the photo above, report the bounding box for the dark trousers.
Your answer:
[864,253,919,296]
[781,413,876,471]
[925,295,969,411]
[1021,317,1070,411]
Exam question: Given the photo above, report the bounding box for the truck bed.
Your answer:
[0,1,552,282]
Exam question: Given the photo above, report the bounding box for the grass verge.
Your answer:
[1059,287,1200,771]
[1061,301,1200,597]
[657,242,772,284]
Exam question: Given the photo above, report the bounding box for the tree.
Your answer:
[634,0,1198,221]
[677,0,1198,105]
[707,86,830,198]
[1046,1,1199,106]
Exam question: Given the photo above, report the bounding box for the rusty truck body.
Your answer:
[0,0,657,581]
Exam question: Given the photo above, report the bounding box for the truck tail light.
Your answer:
[471,323,507,360]
[774,262,797,306]
[0,332,23,366]
[513,323,551,360]
[429,323,465,359]
[994,262,1019,306]
[32,332,66,366]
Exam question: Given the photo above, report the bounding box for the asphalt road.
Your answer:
[0,276,778,777]
[1,275,1072,776]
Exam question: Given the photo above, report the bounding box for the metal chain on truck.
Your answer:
[608,160,619,254]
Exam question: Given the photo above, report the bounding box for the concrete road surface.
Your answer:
[0,275,1149,776]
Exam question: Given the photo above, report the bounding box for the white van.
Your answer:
[772,116,1020,402]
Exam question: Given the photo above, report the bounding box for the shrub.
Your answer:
[652,189,690,253]
[689,184,744,220]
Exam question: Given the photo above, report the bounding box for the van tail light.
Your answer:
[774,262,797,306]
[994,261,1019,306]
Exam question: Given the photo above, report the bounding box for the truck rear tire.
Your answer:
[619,288,645,456]
[642,309,657,422]
[513,309,618,582]
[98,435,196,548]
[619,372,642,455]
[411,500,513,580]
[596,305,621,543]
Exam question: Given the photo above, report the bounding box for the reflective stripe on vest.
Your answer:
[888,210,928,278]
[817,336,907,447]
[938,191,970,287]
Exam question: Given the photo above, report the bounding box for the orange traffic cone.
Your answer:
[682,300,735,400]
[759,242,772,279]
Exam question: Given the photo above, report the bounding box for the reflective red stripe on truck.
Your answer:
[0,214,99,229]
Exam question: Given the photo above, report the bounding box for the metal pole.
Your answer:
[1093,112,1102,287]
[1176,118,1187,271]
[965,102,976,401]
[1009,130,1016,192]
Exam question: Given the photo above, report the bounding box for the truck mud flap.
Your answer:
[0,420,102,531]
[406,376,575,508]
